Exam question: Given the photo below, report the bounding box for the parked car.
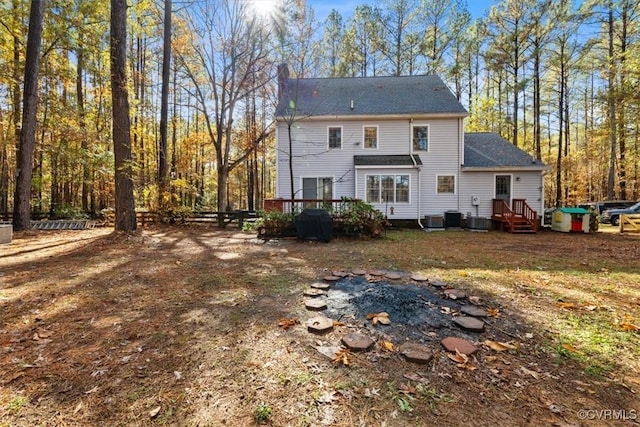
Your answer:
[594,200,636,216]
[601,201,640,226]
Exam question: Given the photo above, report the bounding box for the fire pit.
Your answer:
[323,275,482,343]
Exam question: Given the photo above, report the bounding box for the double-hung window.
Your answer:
[412,125,429,152]
[437,175,455,194]
[366,174,410,203]
[363,126,378,149]
[328,127,342,149]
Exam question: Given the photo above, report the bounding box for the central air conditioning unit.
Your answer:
[466,216,490,231]
[424,215,444,229]
[445,211,463,229]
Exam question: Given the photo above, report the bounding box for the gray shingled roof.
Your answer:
[354,155,423,167]
[463,132,547,169]
[277,75,468,118]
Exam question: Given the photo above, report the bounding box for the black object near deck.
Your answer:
[295,209,333,242]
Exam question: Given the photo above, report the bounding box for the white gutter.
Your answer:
[410,154,424,229]
[286,113,469,122]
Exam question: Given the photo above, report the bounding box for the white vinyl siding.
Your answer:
[458,170,545,218]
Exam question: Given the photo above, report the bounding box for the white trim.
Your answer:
[355,165,415,169]
[411,124,430,153]
[436,174,457,195]
[362,125,379,149]
[327,126,343,149]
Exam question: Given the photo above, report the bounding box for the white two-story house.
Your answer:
[274,65,548,231]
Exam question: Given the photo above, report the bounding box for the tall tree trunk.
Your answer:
[158,0,171,208]
[606,2,617,200]
[13,0,45,231]
[533,41,541,160]
[617,2,628,200]
[77,44,91,213]
[110,0,137,231]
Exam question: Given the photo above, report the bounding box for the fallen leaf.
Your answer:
[447,352,467,364]
[149,406,161,418]
[174,371,182,380]
[316,390,337,403]
[483,340,519,352]
[278,317,299,330]
[367,312,391,325]
[520,366,540,379]
[561,343,580,353]
[398,383,417,394]
[555,302,575,309]
[332,348,352,366]
[364,387,380,397]
[379,340,395,351]
[332,321,346,327]
[619,316,639,333]
[84,386,98,394]
[525,333,534,339]
[486,308,500,317]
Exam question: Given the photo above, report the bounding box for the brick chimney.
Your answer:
[277,63,289,99]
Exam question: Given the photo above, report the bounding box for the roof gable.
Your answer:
[276,74,468,118]
[463,132,547,169]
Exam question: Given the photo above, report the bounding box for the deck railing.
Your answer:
[492,198,538,232]
[263,198,360,214]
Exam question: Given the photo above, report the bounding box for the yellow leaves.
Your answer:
[379,340,395,352]
[483,340,520,352]
[332,348,352,366]
[619,315,639,333]
[486,308,500,318]
[555,302,576,309]
[561,343,580,354]
[366,312,391,325]
[277,317,299,330]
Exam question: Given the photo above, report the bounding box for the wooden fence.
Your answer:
[620,214,640,233]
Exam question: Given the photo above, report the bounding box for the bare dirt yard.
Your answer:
[1,225,639,426]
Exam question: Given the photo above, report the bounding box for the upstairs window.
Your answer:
[412,125,429,151]
[328,127,342,149]
[437,175,455,194]
[363,126,378,149]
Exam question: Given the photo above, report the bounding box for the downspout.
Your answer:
[411,154,423,228]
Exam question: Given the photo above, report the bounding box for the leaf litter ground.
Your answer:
[1,225,639,426]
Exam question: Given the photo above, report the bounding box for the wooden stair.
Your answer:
[492,199,538,233]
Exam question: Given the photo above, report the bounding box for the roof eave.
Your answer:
[276,112,468,122]
[461,165,550,172]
